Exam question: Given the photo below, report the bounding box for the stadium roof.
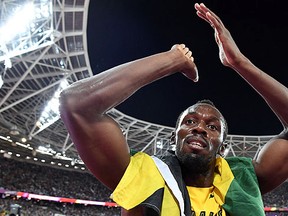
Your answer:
[0,0,278,171]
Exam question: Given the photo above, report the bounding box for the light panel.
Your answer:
[0,0,53,63]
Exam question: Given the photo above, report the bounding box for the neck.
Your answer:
[181,160,216,187]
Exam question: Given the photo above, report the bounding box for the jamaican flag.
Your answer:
[218,156,265,216]
[111,152,265,216]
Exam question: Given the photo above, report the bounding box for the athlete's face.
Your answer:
[174,104,225,172]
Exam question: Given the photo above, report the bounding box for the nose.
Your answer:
[190,121,207,136]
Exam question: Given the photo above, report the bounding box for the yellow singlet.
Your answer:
[187,186,227,215]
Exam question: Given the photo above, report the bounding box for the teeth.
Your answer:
[189,140,201,145]
[186,136,207,148]
[190,142,203,148]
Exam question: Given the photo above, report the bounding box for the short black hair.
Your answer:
[175,99,228,141]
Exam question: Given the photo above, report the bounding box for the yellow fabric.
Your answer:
[186,157,234,215]
[213,156,235,206]
[187,186,227,215]
[112,152,235,215]
[111,152,167,209]
[161,184,180,215]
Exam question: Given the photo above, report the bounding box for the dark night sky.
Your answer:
[87,0,287,136]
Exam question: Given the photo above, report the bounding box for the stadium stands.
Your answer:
[0,156,287,215]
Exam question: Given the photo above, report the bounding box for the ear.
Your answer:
[170,131,176,145]
[218,142,228,157]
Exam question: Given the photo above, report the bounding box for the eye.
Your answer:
[207,124,218,131]
[185,119,196,125]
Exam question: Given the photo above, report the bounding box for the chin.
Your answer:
[177,153,212,174]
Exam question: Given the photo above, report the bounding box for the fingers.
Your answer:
[195,3,224,30]
[180,44,191,57]
[195,3,215,16]
[171,43,186,51]
[179,44,192,57]
[195,3,208,20]
[172,44,192,57]
[172,44,199,82]
[172,44,195,66]
[181,46,194,62]
[186,50,192,58]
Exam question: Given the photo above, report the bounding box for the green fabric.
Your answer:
[224,157,265,216]
[125,151,265,216]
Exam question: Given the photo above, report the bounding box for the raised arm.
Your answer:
[59,44,198,190]
[195,3,288,193]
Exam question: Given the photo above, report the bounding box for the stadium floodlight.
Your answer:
[0,0,54,62]
[36,79,69,130]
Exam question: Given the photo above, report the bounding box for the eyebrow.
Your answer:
[185,111,221,123]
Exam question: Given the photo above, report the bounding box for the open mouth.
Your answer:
[185,135,208,150]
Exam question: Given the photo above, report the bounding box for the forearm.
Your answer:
[60,47,188,116]
[232,56,288,128]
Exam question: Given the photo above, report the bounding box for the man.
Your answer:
[59,3,288,216]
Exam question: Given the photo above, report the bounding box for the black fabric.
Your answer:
[141,188,164,216]
[161,153,192,216]
[139,151,192,216]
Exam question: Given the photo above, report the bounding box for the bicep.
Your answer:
[63,112,131,190]
[254,132,288,194]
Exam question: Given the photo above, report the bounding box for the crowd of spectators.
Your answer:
[0,156,120,215]
[0,197,119,216]
[0,155,287,215]
[263,182,288,208]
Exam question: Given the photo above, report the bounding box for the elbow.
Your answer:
[59,88,89,126]
[59,86,86,115]
[58,88,76,120]
[59,85,105,120]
